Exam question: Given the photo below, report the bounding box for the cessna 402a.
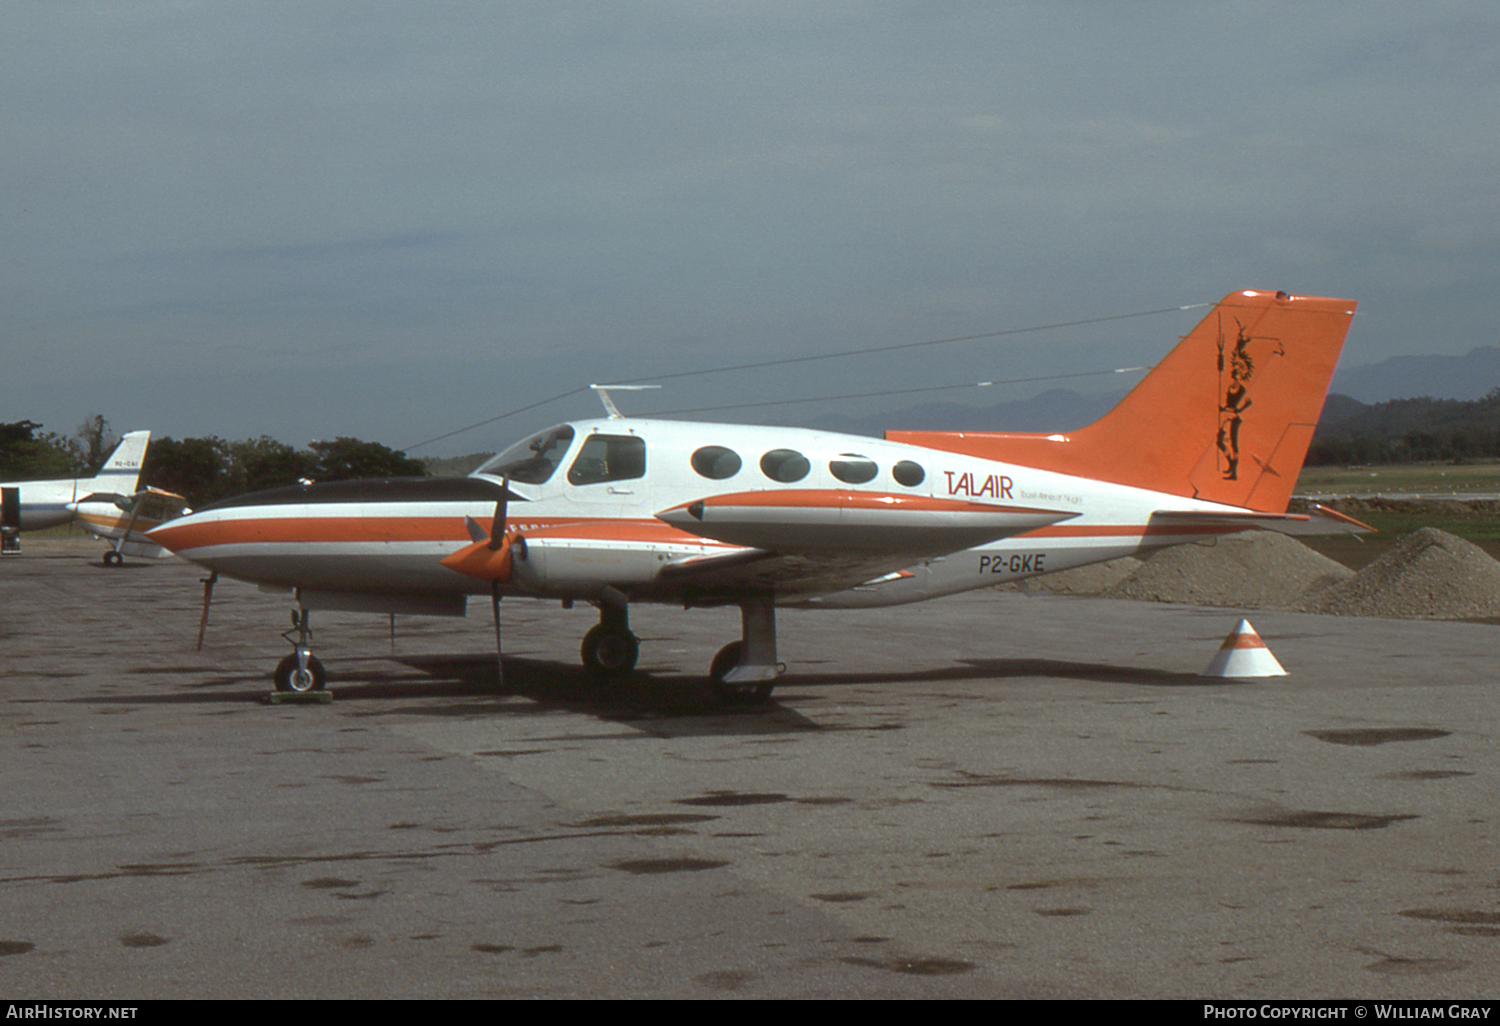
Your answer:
[148,289,1362,702]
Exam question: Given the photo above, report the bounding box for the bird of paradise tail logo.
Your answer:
[1216,317,1283,481]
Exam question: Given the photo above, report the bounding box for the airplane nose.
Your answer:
[144,508,205,553]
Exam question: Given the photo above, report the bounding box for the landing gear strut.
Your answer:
[710,595,781,705]
[581,594,639,677]
[274,607,327,694]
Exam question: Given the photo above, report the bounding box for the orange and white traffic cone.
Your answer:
[1201,619,1287,678]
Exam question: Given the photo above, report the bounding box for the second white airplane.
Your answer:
[0,430,187,564]
[149,289,1363,701]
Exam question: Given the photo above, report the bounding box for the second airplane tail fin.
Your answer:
[887,290,1357,512]
[89,430,151,493]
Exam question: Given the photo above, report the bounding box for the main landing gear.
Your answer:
[707,596,782,705]
[273,607,327,695]
[577,593,783,704]
[581,591,640,678]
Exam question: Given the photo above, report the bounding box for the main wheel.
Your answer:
[709,641,775,705]
[274,652,327,693]
[581,625,640,677]
[103,551,123,567]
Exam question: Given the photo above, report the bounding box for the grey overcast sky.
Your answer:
[3,1,1497,454]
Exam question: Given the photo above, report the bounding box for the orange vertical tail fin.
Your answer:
[887,290,1357,511]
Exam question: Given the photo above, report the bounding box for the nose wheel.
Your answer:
[274,651,326,693]
[272,606,329,699]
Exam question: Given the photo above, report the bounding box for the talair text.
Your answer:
[944,471,1014,499]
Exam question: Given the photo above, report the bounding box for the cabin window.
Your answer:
[829,454,878,485]
[567,433,647,486]
[892,460,925,487]
[759,448,810,483]
[691,446,742,480]
[482,425,576,484]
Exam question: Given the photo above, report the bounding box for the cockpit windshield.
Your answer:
[476,425,576,484]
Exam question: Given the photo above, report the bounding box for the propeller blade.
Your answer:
[463,515,488,544]
[488,480,509,551]
[492,581,504,688]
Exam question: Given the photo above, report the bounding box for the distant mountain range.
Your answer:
[799,347,1500,438]
[423,348,1500,471]
[1330,346,1500,404]
[804,387,1127,438]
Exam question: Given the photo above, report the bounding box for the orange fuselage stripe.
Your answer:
[150,515,717,551]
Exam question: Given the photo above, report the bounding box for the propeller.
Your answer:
[443,484,525,582]
[441,479,526,686]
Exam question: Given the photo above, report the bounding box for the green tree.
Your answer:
[226,436,317,495]
[73,414,116,475]
[0,420,83,479]
[309,437,426,481]
[140,434,427,505]
[141,436,232,507]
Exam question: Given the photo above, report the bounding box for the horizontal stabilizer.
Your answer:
[1150,505,1374,537]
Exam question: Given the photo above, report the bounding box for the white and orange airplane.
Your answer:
[70,485,192,564]
[0,430,186,564]
[148,289,1364,701]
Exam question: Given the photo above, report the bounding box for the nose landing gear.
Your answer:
[271,607,329,702]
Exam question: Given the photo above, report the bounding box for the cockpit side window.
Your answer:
[480,425,576,484]
[567,433,647,486]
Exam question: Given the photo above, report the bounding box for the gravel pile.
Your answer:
[1102,531,1353,609]
[1021,556,1142,595]
[1009,524,1500,620]
[1296,527,1500,620]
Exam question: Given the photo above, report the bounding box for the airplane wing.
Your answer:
[671,499,1371,602]
[656,489,1076,555]
[77,486,190,518]
[655,546,780,582]
[441,487,1073,605]
[641,488,1078,602]
[655,546,925,603]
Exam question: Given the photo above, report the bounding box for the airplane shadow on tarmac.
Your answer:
[776,656,1218,690]
[62,652,1228,739]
